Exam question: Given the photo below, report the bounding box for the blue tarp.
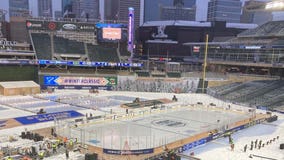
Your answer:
[15,110,83,125]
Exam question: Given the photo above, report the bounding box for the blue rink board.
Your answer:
[15,110,83,125]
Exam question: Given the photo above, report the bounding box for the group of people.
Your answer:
[243,136,280,152]
[38,136,76,159]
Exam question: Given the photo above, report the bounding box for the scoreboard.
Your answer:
[96,23,128,43]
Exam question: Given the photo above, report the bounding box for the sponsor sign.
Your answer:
[44,76,117,86]
[103,148,154,155]
[14,110,83,125]
[0,40,17,46]
[62,24,77,30]
[181,122,265,152]
[26,21,43,28]
[38,60,143,67]
[41,85,113,90]
[182,138,207,152]
[48,22,56,30]
[95,23,127,28]
[256,106,268,111]
[26,20,96,32]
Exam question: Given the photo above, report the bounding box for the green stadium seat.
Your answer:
[31,33,52,60]
[54,36,85,54]
[87,44,120,62]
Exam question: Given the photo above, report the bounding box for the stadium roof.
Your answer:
[142,20,258,29]
[0,81,39,89]
[142,20,211,27]
[183,42,230,46]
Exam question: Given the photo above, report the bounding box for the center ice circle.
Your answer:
[151,119,186,127]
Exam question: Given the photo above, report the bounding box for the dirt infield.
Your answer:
[0,118,22,130]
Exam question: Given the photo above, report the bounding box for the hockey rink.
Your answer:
[59,106,251,150]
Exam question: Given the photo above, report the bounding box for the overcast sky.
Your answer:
[0,0,283,22]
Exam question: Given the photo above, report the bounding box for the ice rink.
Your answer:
[58,105,251,150]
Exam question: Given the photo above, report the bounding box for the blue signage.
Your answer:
[44,76,59,85]
[103,148,154,155]
[95,23,127,28]
[182,138,207,152]
[38,60,143,68]
[15,110,83,125]
[41,85,113,90]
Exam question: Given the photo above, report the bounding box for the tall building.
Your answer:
[241,1,272,25]
[160,3,196,21]
[104,0,119,20]
[144,0,196,22]
[0,10,6,22]
[10,17,29,43]
[9,0,30,17]
[72,0,100,19]
[38,0,52,17]
[54,11,62,19]
[207,0,242,23]
[117,0,141,28]
[62,0,73,13]
[9,0,30,43]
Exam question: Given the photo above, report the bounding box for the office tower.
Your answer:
[160,0,196,21]
[9,0,30,17]
[207,0,242,23]
[241,1,272,25]
[117,0,141,28]
[38,0,53,17]
[72,0,100,19]
[104,0,119,20]
[144,0,196,22]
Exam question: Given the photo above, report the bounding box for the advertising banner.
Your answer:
[26,20,95,32]
[103,148,154,155]
[44,76,117,86]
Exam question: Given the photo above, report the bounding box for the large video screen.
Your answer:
[102,28,122,40]
[96,23,127,43]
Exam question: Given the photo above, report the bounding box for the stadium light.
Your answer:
[265,0,284,10]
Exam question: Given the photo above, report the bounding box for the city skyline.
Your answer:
[0,0,283,23]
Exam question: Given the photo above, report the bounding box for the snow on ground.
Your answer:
[0,90,283,160]
[0,104,34,119]
[183,113,284,160]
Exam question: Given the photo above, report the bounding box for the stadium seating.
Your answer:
[87,44,120,62]
[136,71,150,77]
[55,31,96,44]
[119,42,131,56]
[208,80,284,110]
[167,72,181,78]
[31,33,52,59]
[96,69,117,75]
[115,77,199,93]
[54,36,85,54]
